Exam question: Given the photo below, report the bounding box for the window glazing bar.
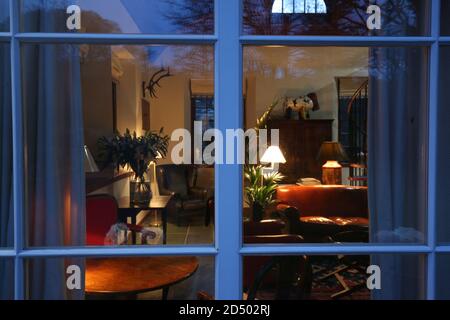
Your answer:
[0,250,16,257]
[16,246,218,258]
[241,245,433,255]
[240,35,436,46]
[436,246,450,252]
[15,33,217,44]
[0,32,11,39]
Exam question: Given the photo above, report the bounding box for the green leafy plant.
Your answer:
[244,99,283,221]
[97,128,169,182]
[244,165,284,221]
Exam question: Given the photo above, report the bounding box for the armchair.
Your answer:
[156,164,208,226]
[243,220,312,300]
[198,222,312,300]
[86,194,159,245]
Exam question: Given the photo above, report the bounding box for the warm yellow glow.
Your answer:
[322,160,342,169]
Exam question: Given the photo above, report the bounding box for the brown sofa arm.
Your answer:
[243,219,286,236]
[276,204,301,235]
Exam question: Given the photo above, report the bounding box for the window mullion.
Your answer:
[426,0,441,300]
[9,0,25,300]
[215,0,242,300]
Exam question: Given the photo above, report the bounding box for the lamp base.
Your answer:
[322,161,342,185]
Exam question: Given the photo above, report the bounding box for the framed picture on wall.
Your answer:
[142,99,150,131]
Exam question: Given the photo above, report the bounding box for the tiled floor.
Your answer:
[139,210,214,245]
[136,211,215,300]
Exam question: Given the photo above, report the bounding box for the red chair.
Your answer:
[243,220,312,300]
[86,194,149,246]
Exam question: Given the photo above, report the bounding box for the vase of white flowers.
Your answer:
[97,128,169,205]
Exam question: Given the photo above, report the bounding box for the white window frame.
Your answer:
[0,0,447,300]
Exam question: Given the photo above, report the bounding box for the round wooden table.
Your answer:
[85,256,199,299]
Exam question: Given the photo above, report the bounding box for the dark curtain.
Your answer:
[437,48,450,244]
[22,0,85,300]
[368,46,428,299]
[0,38,14,300]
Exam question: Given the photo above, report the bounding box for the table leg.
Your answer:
[162,208,167,245]
[162,287,169,300]
[118,208,141,245]
[131,215,137,244]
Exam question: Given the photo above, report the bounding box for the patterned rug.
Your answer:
[310,256,370,300]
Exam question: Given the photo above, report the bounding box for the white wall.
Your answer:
[150,74,191,165]
[115,58,145,136]
[244,46,369,140]
[82,46,113,152]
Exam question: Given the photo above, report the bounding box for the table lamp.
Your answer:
[84,145,99,173]
[260,146,286,174]
[317,141,348,185]
[150,151,163,196]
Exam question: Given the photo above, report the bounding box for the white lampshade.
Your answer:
[84,145,99,173]
[260,146,286,164]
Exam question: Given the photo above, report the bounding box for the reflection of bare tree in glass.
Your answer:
[243,0,304,35]
[165,0,214,34]
[21,0,121,33]
[244,46,309,79]
[0,3,9,31]
[243,0,424,36]
[143,46,213,82]
[159,1,214,79]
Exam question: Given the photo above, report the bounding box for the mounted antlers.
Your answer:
[145,67,173,98]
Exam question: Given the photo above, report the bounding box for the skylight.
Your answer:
[272,0,327,14]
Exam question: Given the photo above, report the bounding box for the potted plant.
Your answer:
[97,128,169,204]
[244,165,284,222]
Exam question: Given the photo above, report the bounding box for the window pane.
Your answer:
[438,47,450,244]
[0,0,9,31]
[437,254,450,299]
[243,46,428,244]
[243,254,426,300]
[20,0,214,34]
[25,256,213,299]
[441,0,450,35]
[22,44,215,247]
[0,258,14,300]
[243,0,430,36]
[0,43,13,249]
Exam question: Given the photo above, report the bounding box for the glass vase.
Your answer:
[129,180,152,205]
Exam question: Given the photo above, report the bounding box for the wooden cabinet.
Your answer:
[268,119,333,184]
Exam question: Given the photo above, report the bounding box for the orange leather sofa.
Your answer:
[276,185,369,241]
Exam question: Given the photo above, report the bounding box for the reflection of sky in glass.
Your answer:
[21,0,213,34]
[120,0,172,33]
[0,0,9,31]
[248,0,424,36]
[79,0,172,33]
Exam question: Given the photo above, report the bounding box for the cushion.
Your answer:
[301,216,369,227]
[276,185,368,218]
[165,166,188,197]
[182,199,206,211]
